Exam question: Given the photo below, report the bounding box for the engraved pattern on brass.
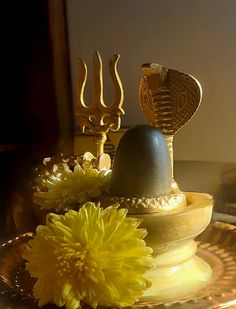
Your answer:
[75,51,124,158]
[139,64,202,177]
[107,191,187,214]
[0,222,235,308]
[139,64,202,136]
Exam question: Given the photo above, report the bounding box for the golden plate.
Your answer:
[0,221,236,309]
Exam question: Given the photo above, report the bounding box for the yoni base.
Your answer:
[131,192,213,303]
[141,239,212,302]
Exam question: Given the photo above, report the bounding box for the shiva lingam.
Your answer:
[107,63,213,302]
[74,54,213,302]
[10,53,213,304]
[8,51,213,304]
[75,53,213,302]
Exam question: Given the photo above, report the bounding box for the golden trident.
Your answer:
[75,51,124,162]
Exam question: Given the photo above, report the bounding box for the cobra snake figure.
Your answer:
[139,63,202,177]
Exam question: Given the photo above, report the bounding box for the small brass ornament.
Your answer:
[139,63,202,176]
[75,51,124,168]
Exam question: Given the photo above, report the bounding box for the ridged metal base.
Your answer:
[0,222,235,308]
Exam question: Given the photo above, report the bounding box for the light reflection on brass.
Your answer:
[75,51,124,160]
[139,63,202,176]
[0,222,235,308]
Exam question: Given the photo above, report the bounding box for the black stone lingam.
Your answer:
[111,125,172,198]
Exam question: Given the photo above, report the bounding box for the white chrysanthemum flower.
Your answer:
[34,164,111,212]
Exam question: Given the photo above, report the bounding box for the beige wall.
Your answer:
[66,0,236,163]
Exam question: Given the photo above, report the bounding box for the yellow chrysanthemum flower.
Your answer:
[34,164,111,212]
[23,203,155,309]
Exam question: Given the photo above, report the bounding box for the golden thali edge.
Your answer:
[0,221,235,309]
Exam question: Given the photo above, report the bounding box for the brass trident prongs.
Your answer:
[75,51,124,165]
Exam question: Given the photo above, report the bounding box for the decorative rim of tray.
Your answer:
[0,221,236,309]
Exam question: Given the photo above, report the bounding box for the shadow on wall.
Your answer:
[175,161,236,216]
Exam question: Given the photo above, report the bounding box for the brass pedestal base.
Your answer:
[131,192,213,303]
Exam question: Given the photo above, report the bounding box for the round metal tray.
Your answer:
[0,221,235,309]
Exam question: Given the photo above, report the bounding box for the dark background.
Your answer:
[0,0,71,239]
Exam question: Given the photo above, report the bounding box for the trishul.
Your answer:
[75,51,124,158]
